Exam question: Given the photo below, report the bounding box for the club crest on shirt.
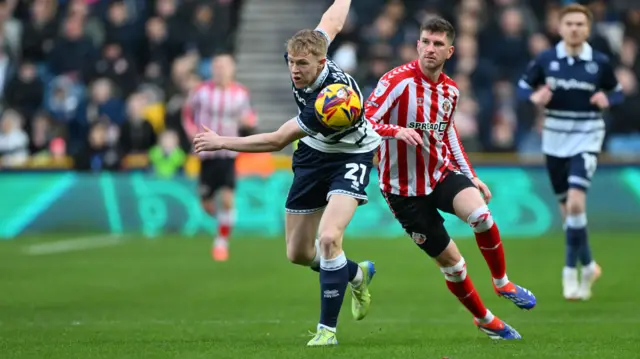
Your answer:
[585,61,599,74]
[442,99,452,115]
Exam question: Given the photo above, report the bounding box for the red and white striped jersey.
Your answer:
[364,60,476,196]
[183,81,256,158]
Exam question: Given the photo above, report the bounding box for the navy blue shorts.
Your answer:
[545,152,598,203]
[285,142,375,214]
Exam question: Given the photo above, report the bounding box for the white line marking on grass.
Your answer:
[24,235,125,256]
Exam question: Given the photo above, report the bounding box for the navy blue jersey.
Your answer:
[517,41,623,156]
[284,30,380,154]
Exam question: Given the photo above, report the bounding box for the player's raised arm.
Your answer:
[193,118,306,153]
[315,0,352,43]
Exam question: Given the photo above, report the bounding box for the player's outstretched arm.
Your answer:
[316,0,351,43]
[193,118,305,153]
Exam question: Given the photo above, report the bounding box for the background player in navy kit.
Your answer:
[193,0,381,346]
[517,4,624,301]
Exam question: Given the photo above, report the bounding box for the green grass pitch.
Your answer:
[1,233,639,359]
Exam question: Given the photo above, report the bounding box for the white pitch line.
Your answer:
[24,235,125,256]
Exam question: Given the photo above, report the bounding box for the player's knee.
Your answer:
[565,191,586,215]
[318,229,343,255]
[466,205,494,233]
[220,190,234,211]
[201,200,215,216]
[435,240,462,268]
[285,243,315,265]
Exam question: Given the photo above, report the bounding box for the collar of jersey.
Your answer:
[304,64,330,93]
[555,41,593,61]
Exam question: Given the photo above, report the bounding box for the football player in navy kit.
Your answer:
[517,4,623,300]
[194,0,380,346]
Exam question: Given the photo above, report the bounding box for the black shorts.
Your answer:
[382,170,476,257]
[285,141,374,214]
[198,157,236,200]
[545,152,598,203]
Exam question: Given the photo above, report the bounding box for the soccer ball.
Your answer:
[314,83,362,130]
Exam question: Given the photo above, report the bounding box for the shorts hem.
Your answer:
[285,206,326,214]
[327,189,368,205]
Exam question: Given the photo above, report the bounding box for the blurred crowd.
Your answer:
[2,0,640,174]
[330,0,640,154]
[0,0,242,173]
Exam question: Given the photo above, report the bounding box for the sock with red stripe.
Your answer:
[441,257,494,323]
[467,206,509,287]
[215,210,235,247]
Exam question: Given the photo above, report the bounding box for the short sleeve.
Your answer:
[519,56,546,89]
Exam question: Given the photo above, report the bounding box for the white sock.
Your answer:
[582,261,597,272]
[317,323,336,333]
[476,309,495,324]
[493,275,510,288]
[351,266,364,287]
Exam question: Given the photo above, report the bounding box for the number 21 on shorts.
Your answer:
[344,163,367,190]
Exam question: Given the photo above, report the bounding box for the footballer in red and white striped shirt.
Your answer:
[182,54,257,262]
[364,16,536,340]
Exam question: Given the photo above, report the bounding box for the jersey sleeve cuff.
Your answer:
[296,116,318,136]
[314,28,332,45]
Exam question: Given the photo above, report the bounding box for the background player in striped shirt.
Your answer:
[517,4,623,300]
[364,17,536,340]
[194,0,379,346]
[182,54,257,261]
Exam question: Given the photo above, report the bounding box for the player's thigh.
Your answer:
[218,158,237,210]
[327,150,375,206]
[565,153,596,214]
[433,170,481,221]
[382,191,451,258]
[285,210,324,263]
[198,158,218,201]
[545,154,571,203]
[567,152,597,194]
[317,194,359,258]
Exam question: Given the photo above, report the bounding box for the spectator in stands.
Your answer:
[66,0,104,49]
[78,78,126,128]
[144,17,171,80]
[20,0,58,63]
[0,109,28,167]
[73,120,120,171]
[148,129,186,178]
[0,0,22,60]
[89,42,139,98]
[4,61,43,125]
[29,111,57,156]
[118,92,156,157]
[188,2,217,59]
[104,0,143,62]
[48,14,96,78]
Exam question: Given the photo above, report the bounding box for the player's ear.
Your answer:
[318,56,327,70]
[447,45,455,59]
